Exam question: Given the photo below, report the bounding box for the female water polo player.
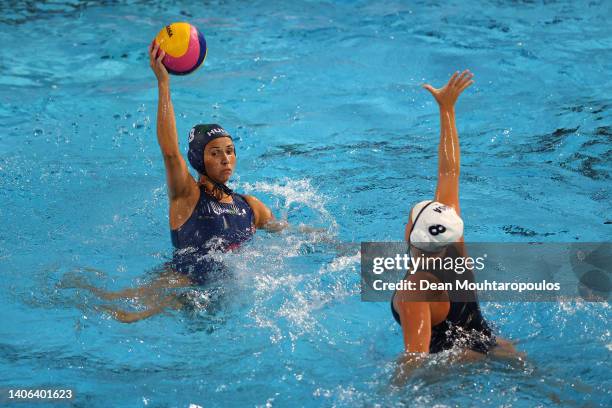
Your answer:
[391,71,520,373]
[149,42,288,275]
[63,44,292,323]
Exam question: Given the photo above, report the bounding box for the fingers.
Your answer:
[156,49,166,64]
[150,42,159,59]
[422,83,437,95]
[455,70,474,94]
[455,70,473,88]
[447,71,460,87]
[459,79,474,93]
[149,41,169,81]
[149,42,166,65]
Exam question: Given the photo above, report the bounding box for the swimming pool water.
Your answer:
[1,0,611,407]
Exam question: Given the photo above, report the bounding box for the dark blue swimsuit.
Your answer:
[171,185,255,283]
[391,244,496,353]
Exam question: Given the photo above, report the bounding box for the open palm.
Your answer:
[423,70,474,108]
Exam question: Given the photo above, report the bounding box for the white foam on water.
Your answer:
[209,178,364,345]
[240,178,338,232]
[312,384,366,406]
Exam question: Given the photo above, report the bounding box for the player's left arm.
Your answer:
[243,195,288,231]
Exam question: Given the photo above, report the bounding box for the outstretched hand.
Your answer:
[422,70,474,109]
[149,42,169,84]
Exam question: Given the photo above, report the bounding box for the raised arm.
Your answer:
[422,70,474,215]
[149,43,196,200]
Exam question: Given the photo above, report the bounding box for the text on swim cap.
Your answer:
[432,205,448,213]
[165,25,173,37]
[206,128,228,137]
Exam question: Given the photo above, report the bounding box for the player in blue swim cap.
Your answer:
[64,44,292,323]
[148,44,289,276]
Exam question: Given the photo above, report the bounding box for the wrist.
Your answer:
[157,80,170,89]
[439,104,455,113]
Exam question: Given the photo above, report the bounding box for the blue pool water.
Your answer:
[1,0,611,406]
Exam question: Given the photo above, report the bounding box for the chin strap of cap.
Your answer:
[201,173,233,196]
[408,201,435,251]
[214,181,234,196]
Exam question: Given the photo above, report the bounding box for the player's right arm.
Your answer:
[422,70,474,216]
[394,275,433,354]
[149,43,196,200]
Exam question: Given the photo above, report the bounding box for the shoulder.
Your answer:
[241,195,273,228]
[169,183,202,230]
[240,194,263,210]
[394,271,450,327]
[395,271,440,303]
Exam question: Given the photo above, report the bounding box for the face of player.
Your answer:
[203,137,236,183]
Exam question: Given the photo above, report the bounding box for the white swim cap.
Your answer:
[409,200,464,252]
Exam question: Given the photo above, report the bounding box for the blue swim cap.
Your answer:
[187,124,234,195]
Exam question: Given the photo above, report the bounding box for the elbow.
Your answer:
[162,152,180,162]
